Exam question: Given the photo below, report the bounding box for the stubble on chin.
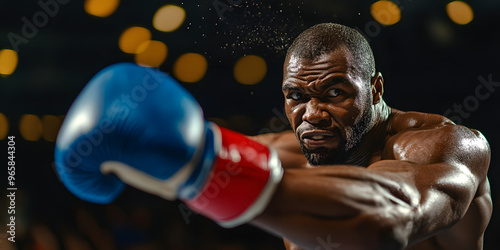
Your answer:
[298,140,347,166]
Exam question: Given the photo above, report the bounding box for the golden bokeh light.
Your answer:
[0,49,18,76]
[370,1,401,26]
[0,113,8,140]
[153,5,186,32]
[134,40,168,67]
[173,53,208,83]
[119,26,152,54]
[19,114,43,141]
[234,55,267,85]
[84,0,120,18]
[446,1,474,25]
[42,115,63,142]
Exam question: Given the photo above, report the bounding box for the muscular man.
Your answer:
[250,23,492,249]
[54,23,492,250]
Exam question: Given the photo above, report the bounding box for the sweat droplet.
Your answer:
[206,0,307,59]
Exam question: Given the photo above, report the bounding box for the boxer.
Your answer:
[54,23,492,249]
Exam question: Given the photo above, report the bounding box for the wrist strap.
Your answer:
[183,124,283,228]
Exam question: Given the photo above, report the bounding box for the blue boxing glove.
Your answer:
[55,63,282,227]
[55,63,207,203]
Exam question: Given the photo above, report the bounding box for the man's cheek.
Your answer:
[287,108,302,130]
[337,107,358,126]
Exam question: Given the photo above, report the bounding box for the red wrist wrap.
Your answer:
[183,125,283,228]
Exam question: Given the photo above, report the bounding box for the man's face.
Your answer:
[283,48,373,165]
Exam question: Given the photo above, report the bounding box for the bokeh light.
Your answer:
[370,0,401,25]
[84,0,120,18]
[119,26,152,54]
[446,1,474,25]
[0,49,18,76]
[0,113,8,140]
[234,55,267,85]
[42,115,63,142]
[427,18,454,46]
[19,114,43,141]
[173,53,208,83]
[134,40,168,67]
[153,5,186,32]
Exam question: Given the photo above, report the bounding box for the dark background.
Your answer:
[1,0,499,249]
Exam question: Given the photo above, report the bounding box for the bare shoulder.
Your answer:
[251,130,303,151]
[251,130,296,145]
[251,131,308,169]
[386,110,492,249]
[385,109,491,180]
[388,109,490,149]
[388,109,454,132]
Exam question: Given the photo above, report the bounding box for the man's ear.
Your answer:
[371,72,384,104]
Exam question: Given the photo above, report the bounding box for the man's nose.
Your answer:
[302,98,331,126]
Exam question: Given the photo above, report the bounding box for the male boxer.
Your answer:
[54,23,491,250]
[251,23,492,250]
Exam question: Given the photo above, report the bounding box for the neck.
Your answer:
[344,100,391,166]
[371,100,391,128]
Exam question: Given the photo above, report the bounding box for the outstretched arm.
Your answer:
[251,124,491,249]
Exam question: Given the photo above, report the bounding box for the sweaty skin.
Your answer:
[250,49,492,250]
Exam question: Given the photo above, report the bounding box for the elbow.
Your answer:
[353,207,413,250]
[353,180,417,249]
[349,187,415,249]
[286,212,412,250]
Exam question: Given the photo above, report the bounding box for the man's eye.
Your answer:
[288,92,304,100]
[327,89,342,97]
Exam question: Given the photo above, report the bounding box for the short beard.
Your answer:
[300,143,346,166]
[300,104,374,166]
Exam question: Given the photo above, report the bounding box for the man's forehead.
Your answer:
[284,53,355,87]
[285,48,353,74]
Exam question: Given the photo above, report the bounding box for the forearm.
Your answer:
[263,167,370,218]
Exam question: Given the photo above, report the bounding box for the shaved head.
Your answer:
[286,23,376,83]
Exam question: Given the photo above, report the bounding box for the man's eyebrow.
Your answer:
[317,78,347,91]
[282,83,301,92]
[282,77,348,92]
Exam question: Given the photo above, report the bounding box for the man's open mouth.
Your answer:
[300,130,339,149]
